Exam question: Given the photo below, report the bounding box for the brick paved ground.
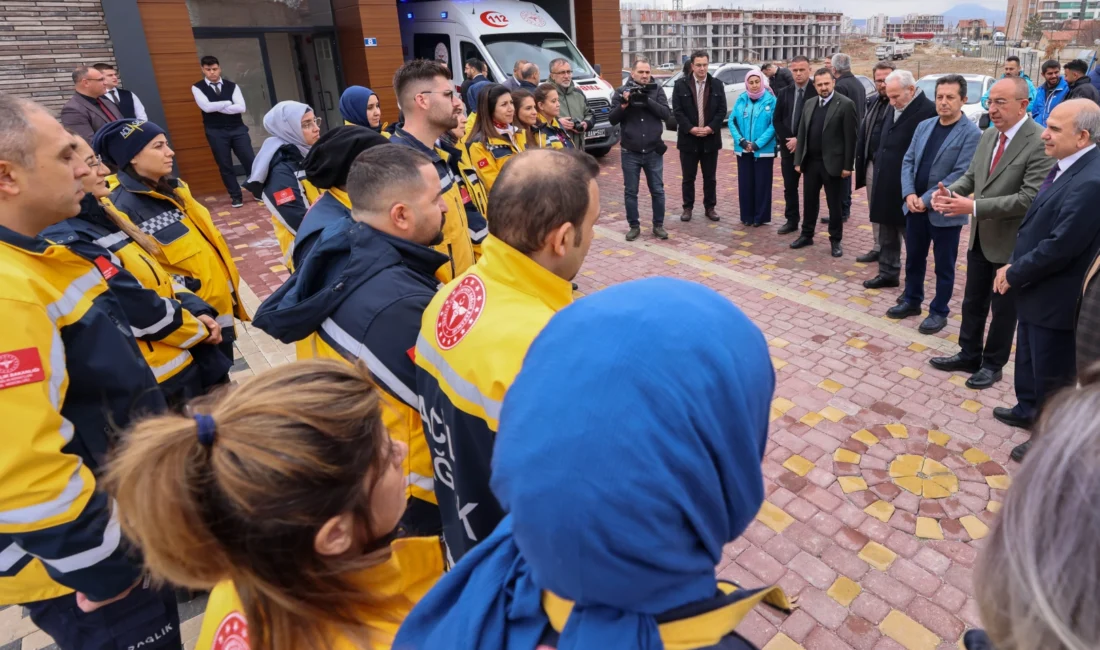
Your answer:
[2,144,1024,650]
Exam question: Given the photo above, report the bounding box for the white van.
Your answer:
[400,0,620,155]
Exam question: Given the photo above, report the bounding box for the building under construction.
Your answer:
[619,7,843,69]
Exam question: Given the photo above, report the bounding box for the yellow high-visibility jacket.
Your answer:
[531,116,575,150]
[464,131,526,193]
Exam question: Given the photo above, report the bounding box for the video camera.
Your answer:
[623,80,658,107]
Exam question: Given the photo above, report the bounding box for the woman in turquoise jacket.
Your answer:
[728,69,777,227]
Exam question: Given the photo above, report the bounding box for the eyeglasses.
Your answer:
[85,76,105,83]
[86,155,104,169]
[302,117,323,128]
[989,98,1028,107]
[418,90,456,99]
[552,69,573,76]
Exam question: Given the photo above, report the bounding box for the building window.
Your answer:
[186,0,334,28]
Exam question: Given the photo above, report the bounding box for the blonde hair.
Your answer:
[975,362,1100,650]
[105,359,393,650]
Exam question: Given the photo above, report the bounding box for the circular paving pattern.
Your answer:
[832,423,1010,542]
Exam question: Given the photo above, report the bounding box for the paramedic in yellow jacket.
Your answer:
[95,118,249,365]
[415,148,600,564]
[440,111,489,221]
[107,360,443,650]
[387,59,480,276]
[465,84,526,192]
[0,97,179,649]
[531,82,576,150]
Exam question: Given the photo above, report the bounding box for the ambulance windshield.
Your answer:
[482,33,594,81]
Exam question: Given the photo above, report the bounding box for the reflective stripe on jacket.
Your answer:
[414,235,573,563]
[0,225,164,605]
[256,145,320,270]
[531,117,574,149]
[464,131,526,194]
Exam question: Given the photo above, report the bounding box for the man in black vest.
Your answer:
[93,63,147,121]
[192,55,255,208]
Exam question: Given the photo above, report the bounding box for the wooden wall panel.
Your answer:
[573,0,621,85]
[136,0,221,195]
[333,0,404,126]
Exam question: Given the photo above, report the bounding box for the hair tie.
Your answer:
[194,413,217,447]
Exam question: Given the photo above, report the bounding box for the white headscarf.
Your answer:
[247,101,313,186]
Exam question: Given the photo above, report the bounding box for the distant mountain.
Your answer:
[943,4,1006,27]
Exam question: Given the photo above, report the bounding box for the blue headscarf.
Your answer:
[393,277,775,650]
[339,86,379,131]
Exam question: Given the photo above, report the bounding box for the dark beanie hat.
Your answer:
[302,125,391,189]
[92,119,168,169]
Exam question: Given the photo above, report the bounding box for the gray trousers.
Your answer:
[878,223,906,279]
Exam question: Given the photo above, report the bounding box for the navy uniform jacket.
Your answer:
[1007,146,1100,330]
[291,190,350,271]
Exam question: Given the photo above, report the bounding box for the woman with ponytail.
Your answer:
[465,83,526,192]
[42,135,231,403]
[531,83,574,150]
[106,359,443,650]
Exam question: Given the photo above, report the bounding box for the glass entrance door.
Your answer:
[194,36,274,152]
[293,34,342,132]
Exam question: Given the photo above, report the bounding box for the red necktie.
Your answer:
[989,132,1008,173]
[96,98,114,120]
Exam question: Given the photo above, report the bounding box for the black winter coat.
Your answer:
[672,74,727,152]
[1067,76,1100,104]
[869,91,937,226]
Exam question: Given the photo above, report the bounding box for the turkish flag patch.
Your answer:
[0,348,46,389]
[93,256,119,280]
[477,158,489,169]
[273,188,296,206]
[407,347,416,362]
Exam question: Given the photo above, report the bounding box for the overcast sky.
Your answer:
[650,0,1006,19]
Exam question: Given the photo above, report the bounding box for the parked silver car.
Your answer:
[916,73,996,127]
[661,63,755,119]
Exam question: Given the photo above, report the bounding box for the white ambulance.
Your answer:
[400,0,620,155]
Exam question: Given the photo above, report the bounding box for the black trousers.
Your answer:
[205,124,255,201]
[1012,320,1076,422]
[780,154,802,226]
[679,146,718,210]
[26,584,182,650]
[958,236,1018,371]
[800,157,845,242]
[842,175,853,217]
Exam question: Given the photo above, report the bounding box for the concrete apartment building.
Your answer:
[1006,0,1040,40]
[884,14,947,37]
[867,13,889,36]
[1038,0,1100,27]
[619,8,841,69]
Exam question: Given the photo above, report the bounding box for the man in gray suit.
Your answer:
[502,59,528,91]
[60,65,121,145]
[889,74,982,334]
[929,77,1055,389]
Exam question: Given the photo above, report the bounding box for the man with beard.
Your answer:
[389,59,477,281]
[253,145,450,541]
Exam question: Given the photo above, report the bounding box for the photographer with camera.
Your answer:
[610,56,671,241]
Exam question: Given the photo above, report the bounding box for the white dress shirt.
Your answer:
[191,78,247,116]
[819,92,834,107]
[1053,143,1097,181]
[102,88,147,121]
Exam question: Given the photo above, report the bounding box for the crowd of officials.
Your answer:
[2,44,1100,650]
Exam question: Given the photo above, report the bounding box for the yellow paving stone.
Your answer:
[985,474,1011,490]
[930,473,959,494]
[859,540,898,571]
[234,244,249,249]
[664,259,679,265]
[692,242,712,249]
[838,476,868,493]
[818,274,838,283]
[947,333,960,343]
[617,250,634,256]
[852,428,879,446]
[921,458,950,476]
[960,515,990,539]
[947,375,972,390]
[962,448,991,465]
[961,399,983,413]
[846,337,868,349]
[771,338,791,348]
[880,610,940,650]
[581,270,596,276]
[827,576,863,606]
[799,411,824,427]
[899,367,923,379]
[858,224,874,231]
[864,500,895,523]
[783,454,815,477]
[601,249,614,255]
[217,211,230,216]
[227,221,240,225]
[927,430,951,446]
[762,292,776,299]
[844,270,857,277]
[730,230,744,236]
[800,280,814,287]
[886,423,909,438]
[763,264,777,270]
[915,517,945,540]
[921,480,951,499]
[756,501,796,533]
[818,378,843,393]
[794,256,806,262]
[734,249,752,256]
[849,296,872,307]
[762,633,804,650]
[699,271,715,278]
[834,449,862,464]
[695,254,715,262]
[808,290,830,299]
[820,406,847,422]
[891,454,923,478]
[987,501,1002,513]
[853,261,868,268]
[245,224,259,230]
[231,256,244,262]
[772,397,796,414]
[908,342,929,352]
[769,407,783,422]
[740,241,753,247]
[269,265,288,273]
[895,476,925,495]
[772,356,789,370]
[865,288,881,296]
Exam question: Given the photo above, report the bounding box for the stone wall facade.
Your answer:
[0,1,116,114]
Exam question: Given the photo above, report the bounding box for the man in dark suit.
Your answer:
[460,58,489,109]
[864,69,937,290]
[930,77,1053,390]
[854,61,896,263]
[762,62,793,93]
[59,65,121,145]
[774,56,816,235]
[792,68,857,257]
[672,50,726,222]
[989,100,1100,459]
[93,63,147,121]
[832,53,867,223]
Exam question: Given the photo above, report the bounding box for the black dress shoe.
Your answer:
[896,294,907,304]
[886,302,921,319]
[705,207,719,221]
[993,406,1032,429]
[626,226,641,241]
[790,235,814,249]
[856,250,880,263]
[928,353,981,373]
[821,217,830,224]
[777,222,798,235]
[1010,440,1032,462]
[831,241,843,257]
[963,629,995,650]
[863,274,900,289]
[680,208,692,222]
[918,314,947,334]
[965,367,1002,389]
[571,282,579,291]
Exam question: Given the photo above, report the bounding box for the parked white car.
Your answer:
[661,63,755,119]
[916,73,996,127]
